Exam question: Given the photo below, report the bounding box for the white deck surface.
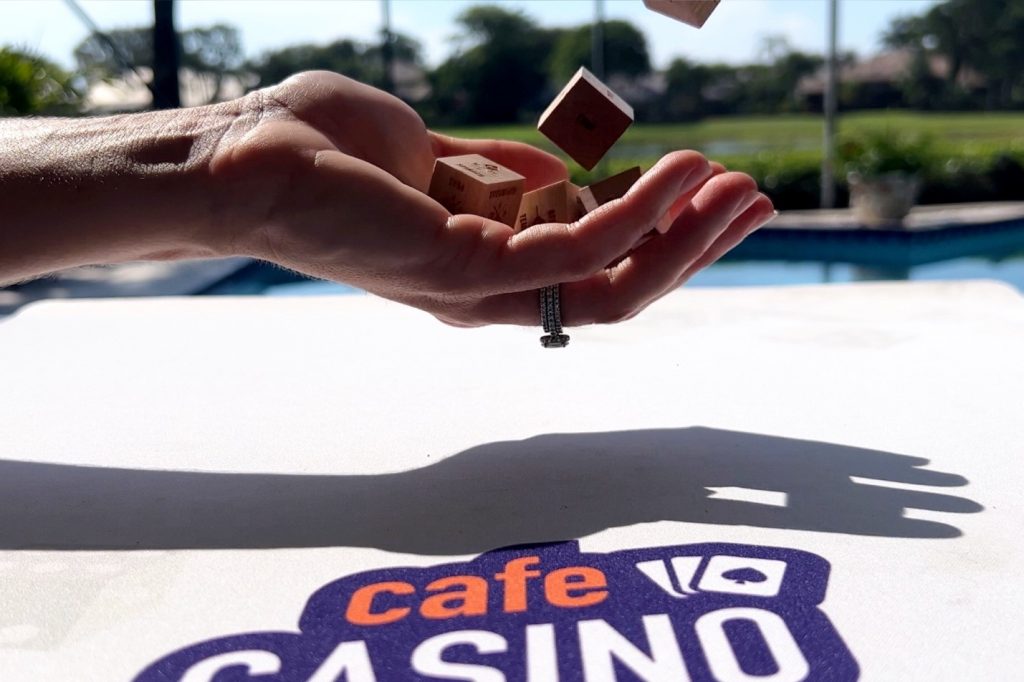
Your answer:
[770,200,1024,231]
[0,257,250,316]
[1,282,1022,680]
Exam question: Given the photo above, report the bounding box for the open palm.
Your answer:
[212,71,774,327]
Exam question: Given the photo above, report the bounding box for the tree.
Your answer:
[548,20,650,85]
[179,24,243,100]
[660,37,821,120]
[74,28,151,83]
[426,5,560,125]
[249,40,368,87]
[0,47,80,116]
[364,33,422,70]
[899,49,947,110]
[883,0,1024,109]
[73,23,244,104]
[662,57,712,121]
[247,32,423,91]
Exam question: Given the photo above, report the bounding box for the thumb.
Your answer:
[429,132,569,191]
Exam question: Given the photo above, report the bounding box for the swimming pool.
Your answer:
[248,253,1024,298]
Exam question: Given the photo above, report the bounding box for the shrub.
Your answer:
[711,147,1022,210]
[838,130,935,178]
[0,47,80,116]
[547,134,1024,211]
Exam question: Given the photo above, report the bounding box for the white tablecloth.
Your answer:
[1,281,1021,680]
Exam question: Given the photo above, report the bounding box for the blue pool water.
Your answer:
[258,254,1024,297]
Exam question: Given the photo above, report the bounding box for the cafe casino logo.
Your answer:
[137,541,858,681]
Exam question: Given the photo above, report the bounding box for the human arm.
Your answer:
[0,71,774,326]
[0,106,242,281]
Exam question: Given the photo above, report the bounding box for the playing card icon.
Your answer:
[722,567,768,585]
[637,554,789,599]
[635,556,702,598]
[698,555,787,598]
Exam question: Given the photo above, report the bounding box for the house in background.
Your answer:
[797,48,985,110]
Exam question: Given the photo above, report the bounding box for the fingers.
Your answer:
[456,150,712,294]
[675,195,775,287]
[654,160,727,233]
[458,171,764,325]
[428,132,568,191]
[561,172,761,325]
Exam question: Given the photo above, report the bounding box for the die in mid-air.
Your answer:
[538,67,634,171]
[642,0,720,28]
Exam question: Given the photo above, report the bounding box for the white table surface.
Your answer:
[1,281,1022,681]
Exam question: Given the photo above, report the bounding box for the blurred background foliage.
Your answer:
[75,23,243,104]
[2,0,1024,209]
[839,131,936,178]
[0,47,80,115]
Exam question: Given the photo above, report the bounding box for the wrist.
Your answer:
[0,101,258,282]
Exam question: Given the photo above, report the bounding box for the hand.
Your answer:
[214,71,776,327]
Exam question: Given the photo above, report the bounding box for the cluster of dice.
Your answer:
[427,66,643,238]
[427,0,720,236]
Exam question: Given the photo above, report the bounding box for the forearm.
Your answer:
[0,102,252,284]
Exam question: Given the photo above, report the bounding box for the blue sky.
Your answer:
[2,0,938,70]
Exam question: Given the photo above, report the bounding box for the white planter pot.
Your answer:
[848,172,921,227]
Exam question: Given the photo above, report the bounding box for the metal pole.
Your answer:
[591,0,605,80]
[152,0,181,109]
[592,0,607,175]
[821,0,838,208]
[380,0,394,94]
[62,0,154,95]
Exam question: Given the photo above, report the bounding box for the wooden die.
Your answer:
[515,180,581,232]
[538,67,634,171]
[427,154,525,227]
[577,166,643,214]
[642,0,720,28]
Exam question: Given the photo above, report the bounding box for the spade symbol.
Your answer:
[721,567,768,585]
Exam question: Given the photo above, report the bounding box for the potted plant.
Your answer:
[839,131,933,227]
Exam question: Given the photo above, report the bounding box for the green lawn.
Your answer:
[438,111,1024,170]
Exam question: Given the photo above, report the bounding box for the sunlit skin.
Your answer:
[0,71,774,327]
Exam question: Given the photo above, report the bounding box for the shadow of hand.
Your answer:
[1,427,981,552]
